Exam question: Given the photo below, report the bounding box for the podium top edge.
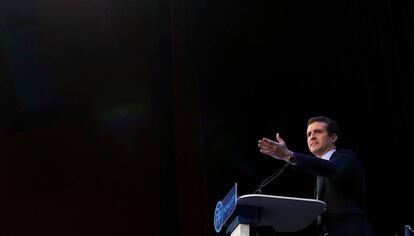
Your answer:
[238,194,326,205]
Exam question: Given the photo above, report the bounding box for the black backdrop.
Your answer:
[1,0,413,235]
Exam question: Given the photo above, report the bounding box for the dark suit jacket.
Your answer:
[293,149,375,236]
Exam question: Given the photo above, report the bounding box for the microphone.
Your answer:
[253,162,290,194]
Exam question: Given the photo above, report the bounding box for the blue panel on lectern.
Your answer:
[213,183,237,233]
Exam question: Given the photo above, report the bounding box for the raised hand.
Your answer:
[258,132,293,161]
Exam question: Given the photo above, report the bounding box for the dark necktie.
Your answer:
[315,176,327,235]
[316,176,324,200]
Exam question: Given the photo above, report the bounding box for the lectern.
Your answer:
[214,184,326,236]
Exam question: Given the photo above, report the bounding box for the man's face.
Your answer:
[306,121,336,157]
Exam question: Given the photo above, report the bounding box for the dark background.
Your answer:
[1,0,412,235]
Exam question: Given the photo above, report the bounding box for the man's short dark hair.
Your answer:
[307,116,340,145]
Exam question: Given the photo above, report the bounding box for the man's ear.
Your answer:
[331,134,338,143]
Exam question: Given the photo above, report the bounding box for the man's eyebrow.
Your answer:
[306,128,324,135]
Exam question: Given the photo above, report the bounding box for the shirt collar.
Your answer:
[321,148,336,161]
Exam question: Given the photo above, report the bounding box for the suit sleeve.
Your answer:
[292,149,358,180]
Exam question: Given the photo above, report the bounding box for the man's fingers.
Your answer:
[258,142,274,150]
[259,138,276,147]
[262,138,274,143]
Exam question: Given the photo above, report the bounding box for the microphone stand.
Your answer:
[253,162,290,194]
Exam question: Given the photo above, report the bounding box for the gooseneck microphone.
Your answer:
[253,162,290,194]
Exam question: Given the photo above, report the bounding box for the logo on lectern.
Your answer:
[213,183,237,233]
[213,201,223,233]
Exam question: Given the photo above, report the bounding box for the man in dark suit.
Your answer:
[258,116,375,236]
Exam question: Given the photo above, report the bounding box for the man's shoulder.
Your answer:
[334,148,358,158]
[334,148,364,170]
